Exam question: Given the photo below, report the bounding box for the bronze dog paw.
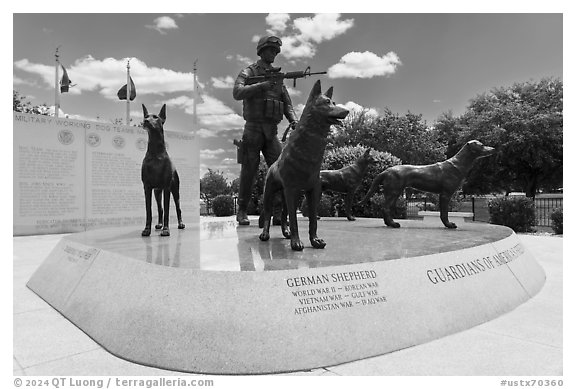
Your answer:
[291,239,305,251]
[310,237,326,249]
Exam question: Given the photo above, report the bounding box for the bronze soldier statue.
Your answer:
[233,35,298,225]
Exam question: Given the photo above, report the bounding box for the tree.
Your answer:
[448,78,563,197]
[330,108,446,165]
[200,169,231,202]
[431,111,466,159]
[13,90,50,115]
[230,177,240,195]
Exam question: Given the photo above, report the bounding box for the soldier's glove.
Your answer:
[281,121,298,142]
[259,81,275,91]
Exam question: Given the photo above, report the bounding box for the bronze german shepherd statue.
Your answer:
[259,80,349,250]
[141,104,185,237]
[320,148,375,221]
[361,140,495,229]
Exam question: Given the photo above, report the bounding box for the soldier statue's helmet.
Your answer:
[257,35,282,55]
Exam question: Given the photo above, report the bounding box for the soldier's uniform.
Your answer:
[233,36,297,225]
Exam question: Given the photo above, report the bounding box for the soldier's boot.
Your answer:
[236,208,250,225]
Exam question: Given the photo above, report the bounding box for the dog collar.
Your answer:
[445,159,465,176]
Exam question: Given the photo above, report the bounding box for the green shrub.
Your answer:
[366,194,407,219]
[393,198,408,219]
[550,207,563,234]
[488,196,536,232]
[301,194,334,217]
[212,195,235,217]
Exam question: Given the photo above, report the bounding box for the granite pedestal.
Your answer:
[27,217,546,374]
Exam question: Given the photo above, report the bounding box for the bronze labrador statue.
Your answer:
[361,140,495,229]
[141,104,185,237]
[320,148,375,221]
[259,80,349,250]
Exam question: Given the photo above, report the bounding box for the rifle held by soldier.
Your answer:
[245,66,327,88]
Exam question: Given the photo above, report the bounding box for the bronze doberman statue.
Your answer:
[141,104,185,237]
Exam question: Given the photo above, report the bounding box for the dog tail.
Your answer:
[361,171,386,204]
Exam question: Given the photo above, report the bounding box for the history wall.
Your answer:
[13,112,199,235]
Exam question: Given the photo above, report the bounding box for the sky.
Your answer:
[12,12,563,182]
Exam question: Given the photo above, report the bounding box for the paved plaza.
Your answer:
[13,220,562,376]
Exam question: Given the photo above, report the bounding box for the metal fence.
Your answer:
[406,194,562,227]
[534,195,563,227]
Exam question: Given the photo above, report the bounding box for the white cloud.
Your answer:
[200,112,244,130]
[294,103,306,118]
[201,148,226,159]
[341,101,379,117]
[327,51,402,79]
[285,85,302,97]
[13,76,38,87]
[293,14,354,44]
[211,76,235,89]
[265,13,354,60]
[280,36,317,60]
[226,54,252,66]
[14,56,195,99]
[146,16,179,34]
[220,158,237,166]
[163,94,244,132]
[197,129,217,138]
[266,13,291,34]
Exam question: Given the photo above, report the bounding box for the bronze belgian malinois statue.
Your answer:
[320,148,375,221]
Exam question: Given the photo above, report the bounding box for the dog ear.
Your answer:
[307,80,322,103]
[325,86,334,99]
[159,104,167,123]
[467,140,480,150]
[142,104,148,118]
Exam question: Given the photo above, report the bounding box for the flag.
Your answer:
[60,65,72,93]
[194,78,204,104]
[117,76,136,101]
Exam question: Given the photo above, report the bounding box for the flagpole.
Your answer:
[126,59,131,126]
[193,59,198,134]
[54,46,61,118]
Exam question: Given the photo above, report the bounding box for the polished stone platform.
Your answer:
[63,217,513,270]
[27,217,546,374]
